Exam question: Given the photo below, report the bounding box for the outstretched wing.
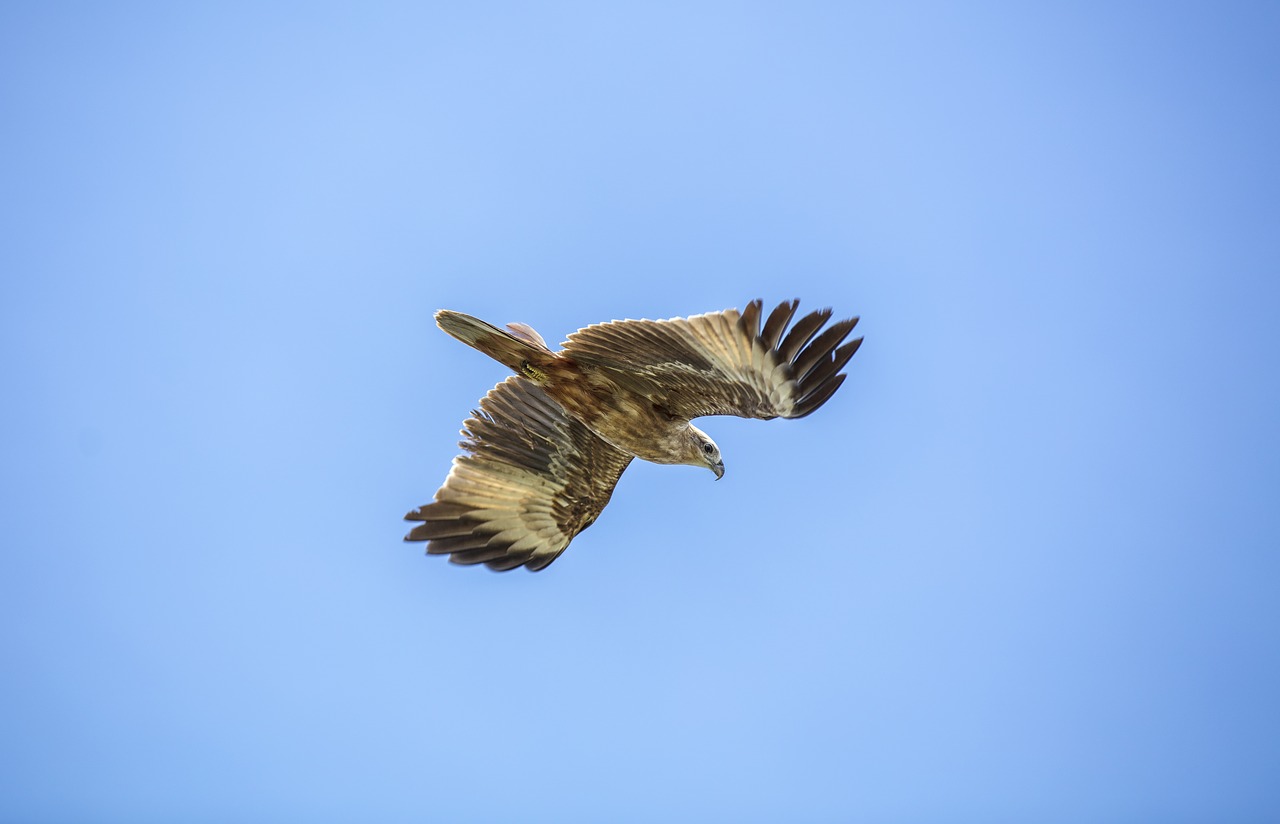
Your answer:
[405,377,633,572]
[562,299,861,421]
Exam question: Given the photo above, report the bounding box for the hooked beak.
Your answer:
[711,460,725,480]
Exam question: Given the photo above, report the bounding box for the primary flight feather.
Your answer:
[405,299,862,571]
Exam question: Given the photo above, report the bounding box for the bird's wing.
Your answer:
[405,377,633,572]
[562,299,861,421]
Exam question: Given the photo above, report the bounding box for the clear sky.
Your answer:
[3,3,1279,821]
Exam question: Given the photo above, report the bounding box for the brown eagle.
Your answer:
[405,299,861,571]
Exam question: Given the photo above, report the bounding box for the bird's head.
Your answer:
[687,424,725,480]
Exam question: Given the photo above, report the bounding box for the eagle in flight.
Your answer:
[405,299,861,571]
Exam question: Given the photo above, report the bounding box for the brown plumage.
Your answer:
[405,299,862,571]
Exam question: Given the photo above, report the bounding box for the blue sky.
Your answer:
[3,2,1279,821]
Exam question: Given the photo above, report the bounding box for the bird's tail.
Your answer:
[435,310,554,376]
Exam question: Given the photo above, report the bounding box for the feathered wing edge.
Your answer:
[562,298,862,420]
[404,377,633,572]
[755,298,863,418]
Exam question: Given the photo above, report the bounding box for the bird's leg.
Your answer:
[518,360,549,383]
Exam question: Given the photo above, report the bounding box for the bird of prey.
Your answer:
[405,299,861,571]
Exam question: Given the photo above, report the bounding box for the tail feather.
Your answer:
[435,310,551,374]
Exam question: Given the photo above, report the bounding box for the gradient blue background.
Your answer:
[4,3,1279,821]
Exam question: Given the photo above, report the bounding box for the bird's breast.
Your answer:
[542,372,685,465]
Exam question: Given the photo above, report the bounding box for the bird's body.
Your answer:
[406,299,861,571]
[433,309,710,467]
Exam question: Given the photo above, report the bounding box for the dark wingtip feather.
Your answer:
[737,299,763,340]
[404,522,433,541]
[405,501,471,522]
[408,518,477,540]
[792,318,857,381]
[417,533,493,554]
[448,545,521,566]
[524,553,559,572]
[798,337,863,393]
[777,308,832,363]
[793,373,847,418]
[760,299,800,351]
[484,553,535,572]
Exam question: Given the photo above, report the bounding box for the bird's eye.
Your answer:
[703,443,715,455]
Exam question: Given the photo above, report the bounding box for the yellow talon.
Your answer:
[519,361,547,383]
